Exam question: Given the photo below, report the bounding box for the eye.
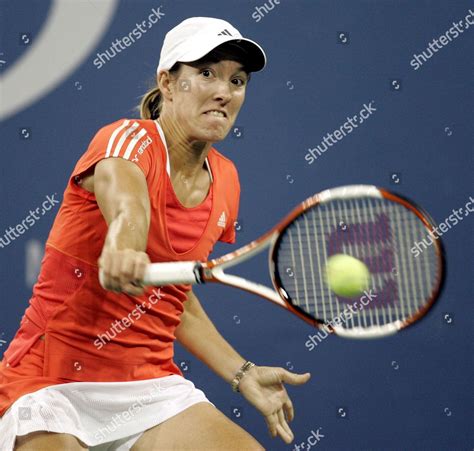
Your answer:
[200,69,212,78]
[232,78,246,87]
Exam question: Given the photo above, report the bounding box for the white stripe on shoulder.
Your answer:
[154,119,171,177]
[112,122,140,157]
[123,128,148,159]
[105,120,130,157]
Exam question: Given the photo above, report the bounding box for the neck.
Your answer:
[158,114,212,180]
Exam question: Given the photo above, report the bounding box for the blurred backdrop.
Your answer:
[0,1,472,449]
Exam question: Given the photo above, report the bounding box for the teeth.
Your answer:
[206,110,225,117]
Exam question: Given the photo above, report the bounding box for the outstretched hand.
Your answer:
[237,365,311,444]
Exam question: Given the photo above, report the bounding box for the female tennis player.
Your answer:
[0,17,311,450]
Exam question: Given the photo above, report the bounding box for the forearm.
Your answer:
[175,305,247,384]
[103,205,148,253]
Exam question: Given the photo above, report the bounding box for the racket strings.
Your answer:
[275,198,440,331]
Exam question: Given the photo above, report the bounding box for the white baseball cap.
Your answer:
[157,17,267,74]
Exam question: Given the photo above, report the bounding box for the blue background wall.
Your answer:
[0,0,472,449]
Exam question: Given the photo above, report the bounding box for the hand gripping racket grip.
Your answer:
[99,262,203,289]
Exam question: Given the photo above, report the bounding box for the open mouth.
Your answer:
[203,110,227,118]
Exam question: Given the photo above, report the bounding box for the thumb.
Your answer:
[280,369,311,385]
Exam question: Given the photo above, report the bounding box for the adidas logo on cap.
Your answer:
[217,29,233,37]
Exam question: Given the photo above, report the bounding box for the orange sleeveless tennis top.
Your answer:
[0,118,240,416]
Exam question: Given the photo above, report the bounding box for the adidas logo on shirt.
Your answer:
[218,212,227,228]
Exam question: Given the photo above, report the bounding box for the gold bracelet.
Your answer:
[231,361,255,393]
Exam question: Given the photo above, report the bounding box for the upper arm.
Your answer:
[94,158,150,226]
[72,119,155,225]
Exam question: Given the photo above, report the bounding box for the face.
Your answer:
[159,59,248,143]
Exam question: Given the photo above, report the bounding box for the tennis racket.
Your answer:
[100,185,445,339]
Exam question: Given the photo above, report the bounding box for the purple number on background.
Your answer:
[326,213,397,307]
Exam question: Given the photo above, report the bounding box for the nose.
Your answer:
[212,79,232,104]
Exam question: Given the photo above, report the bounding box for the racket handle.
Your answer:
[98,261,202,289]
[143,261,202,285]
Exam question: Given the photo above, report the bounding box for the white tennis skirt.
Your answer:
[0,374,214,450]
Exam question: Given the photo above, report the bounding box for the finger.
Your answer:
[109,279,122,293]
[123,282,144,296]
[275,422,293,444]
[264,413,278,438]
[109,255,122,290]
[132,257,147,287]
[277,409,294,442]
[280,369,311,385]
[283,398,294,422]
[119,253,136,287]
[98,252,114,289]
[104,265,121,292]
[123,256,146,293]
[98,248,112,268]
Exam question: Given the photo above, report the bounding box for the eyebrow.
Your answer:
[193,61,246,75]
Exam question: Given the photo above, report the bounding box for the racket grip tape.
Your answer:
[98,261,203,289]
[143,261,203,286]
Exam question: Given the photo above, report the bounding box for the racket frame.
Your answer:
[271,185,445,337]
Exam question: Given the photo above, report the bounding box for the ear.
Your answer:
[157,70,173,101]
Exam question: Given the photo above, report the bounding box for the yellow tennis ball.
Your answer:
[325,254,370,298]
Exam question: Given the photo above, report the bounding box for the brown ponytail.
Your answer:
[137,63,182,120]
[139,85,162,120]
